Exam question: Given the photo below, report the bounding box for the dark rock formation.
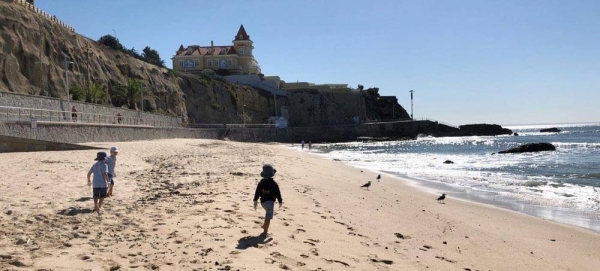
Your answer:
[513,133,519,136]
[498,143,556,154]
[459,124,513,136]
[540,128,561,133]
[443,160,454,164]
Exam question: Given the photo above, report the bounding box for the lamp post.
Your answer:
[242,104,246,125]
[409,89,415,120]
[112,29,117,39]
[64,55,74,115]
[274,94,277,117]
[141,87,144,112]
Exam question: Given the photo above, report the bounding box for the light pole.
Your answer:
[242,104,246,125]
[112,29,117,39]
[64,55,74,114]
[141,87,144,112]
[409,89,415,120]
[274,94,277,117]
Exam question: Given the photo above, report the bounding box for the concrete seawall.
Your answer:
[0,120,453,150]
[0,122,216,144]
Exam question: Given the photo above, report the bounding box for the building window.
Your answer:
[194,60,199,67]
[228,59,232,66]
[240,48,245,55]
[179,61,184,68]
[208,60,212,67]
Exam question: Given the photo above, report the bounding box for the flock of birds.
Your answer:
[360,174,446,203]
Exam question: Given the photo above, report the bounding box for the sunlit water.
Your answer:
[303,123,600,232]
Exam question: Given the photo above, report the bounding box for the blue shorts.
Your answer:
[261,201,275,219]
[92,188,108,198]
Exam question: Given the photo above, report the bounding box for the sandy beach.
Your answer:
[1,138,599,270]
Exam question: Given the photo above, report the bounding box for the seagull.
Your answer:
[437,193,446,203]
[361,181,371,190]
[376,174,381,182]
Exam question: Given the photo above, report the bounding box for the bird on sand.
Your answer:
[361,181,371,190]
[437,193,446,203]
[376,174,381,182]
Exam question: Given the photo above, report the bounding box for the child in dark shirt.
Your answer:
[253,164,283,236]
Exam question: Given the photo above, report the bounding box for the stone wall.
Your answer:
[0,91,181,126]
[287,89,367,127]
[0,121,215,143]
[224,74,286,96]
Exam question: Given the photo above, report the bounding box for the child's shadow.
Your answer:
[236,235,273,250]
[57,207,93,216]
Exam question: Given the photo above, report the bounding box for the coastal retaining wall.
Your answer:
[0,92,181,126]
[222,120,449,143]
[0,121,215,143]
[1,118,453,146]
[0,134,101,152]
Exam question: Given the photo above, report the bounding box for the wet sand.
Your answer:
[0,138,599,270]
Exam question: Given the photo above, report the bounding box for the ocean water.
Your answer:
[308,123,600,232]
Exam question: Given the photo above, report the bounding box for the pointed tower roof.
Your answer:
[234,24,251,41]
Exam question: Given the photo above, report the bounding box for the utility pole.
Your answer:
[84,44,93,91]
[409,90,415,120]
[242,104,246,125]
[64,55,73,114]
[274,94,277,117]
[141,87,144,112]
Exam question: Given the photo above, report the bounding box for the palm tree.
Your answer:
[114,79,153,110]
[86,82,108,104]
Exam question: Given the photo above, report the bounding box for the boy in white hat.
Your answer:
[107,146,119,197]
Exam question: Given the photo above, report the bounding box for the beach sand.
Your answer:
[1,138,599,270]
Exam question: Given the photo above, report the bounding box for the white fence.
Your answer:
[0,106,179,128]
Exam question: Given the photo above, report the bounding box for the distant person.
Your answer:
[301,140,305,150]
[253,164,283,236]
[71,106,77,122]
[87,152,109,213]
[308,141,312,150]
[116,113,122,124]
[106,146,119,197]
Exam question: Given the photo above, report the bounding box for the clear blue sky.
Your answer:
[36,0,600,125]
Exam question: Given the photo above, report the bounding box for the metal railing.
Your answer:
[0,106,180,128]
[183,123,279,129]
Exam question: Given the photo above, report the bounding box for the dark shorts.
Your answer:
[92,188,108,198]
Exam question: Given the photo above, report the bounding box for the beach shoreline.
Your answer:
[1,138,599,270]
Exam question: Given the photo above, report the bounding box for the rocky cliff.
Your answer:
[0,1,280,124]
[0,1,402,126]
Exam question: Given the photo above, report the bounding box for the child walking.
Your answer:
[253,164,283,236]
[87,152,109,213]
[107,146,119,197]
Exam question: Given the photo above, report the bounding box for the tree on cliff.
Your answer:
[142,46,165,67]
[97,35,124,51]
[114,79,153,110]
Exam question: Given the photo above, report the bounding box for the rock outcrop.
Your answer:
[540,128,561,133]
[498,143,556,154]
[459,124,513,136]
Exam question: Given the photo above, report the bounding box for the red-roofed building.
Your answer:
[172,25,261,75]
